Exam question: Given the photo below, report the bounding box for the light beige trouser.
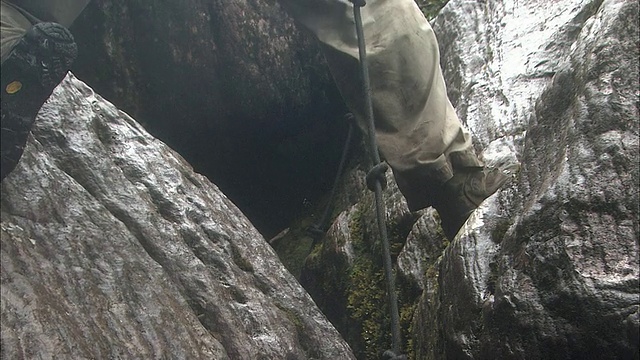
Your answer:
[280,0,482,210]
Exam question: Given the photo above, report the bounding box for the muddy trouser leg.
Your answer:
[279,0,482,210]
[1,1,77,181]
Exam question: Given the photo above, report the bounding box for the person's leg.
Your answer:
[1,1,77,181]
[280,0,510,239]
[281,0,479,204]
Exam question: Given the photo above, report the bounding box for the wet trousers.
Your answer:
[280,0,482,210]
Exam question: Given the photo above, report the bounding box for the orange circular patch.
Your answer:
[6,81,22,94]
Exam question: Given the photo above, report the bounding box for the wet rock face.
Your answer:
[71,0,322,128]
[0,74,355,359]
[416,0,639,358]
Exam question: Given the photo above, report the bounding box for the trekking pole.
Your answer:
[349,0,403,357]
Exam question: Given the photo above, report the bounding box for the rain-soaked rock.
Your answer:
[0,74,355,359]
[277,0,638,359]
[421,0,639,358]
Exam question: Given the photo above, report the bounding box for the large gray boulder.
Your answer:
[423,0,639,358]
[0,74,355,359]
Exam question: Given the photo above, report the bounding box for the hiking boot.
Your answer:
[1,22,77,181]
[434,167,512,240]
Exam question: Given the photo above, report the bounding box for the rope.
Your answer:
[351,1,403,356]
